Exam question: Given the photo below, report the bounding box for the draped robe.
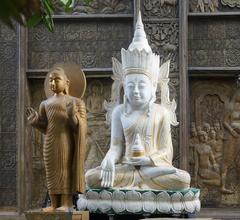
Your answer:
[33,95,86,194]
[86,104,190,190]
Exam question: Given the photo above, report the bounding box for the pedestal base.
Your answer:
[25,210,89,220]
[77,188,200,216]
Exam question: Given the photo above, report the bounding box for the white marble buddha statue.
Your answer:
[85,13,190,190]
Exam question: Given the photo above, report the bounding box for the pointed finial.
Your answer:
[128,11,151,52]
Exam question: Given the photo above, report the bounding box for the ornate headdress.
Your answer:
[121,13,160,85]
[105,12,178,126]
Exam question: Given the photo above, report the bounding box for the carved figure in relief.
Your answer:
[196,125,202,134]
[190,123,199,147]
[85,13,190,190]
[192,0,218,12]
[203,122,211,137]
[222,91,240,194]
[208,129,222,165]
[189,123,199,177]
[26,64,87,211]
[86,81,105,115]
[160,0,177,6]
[214,122,224,140]
[221,0,240,8]
[194,131,220,187]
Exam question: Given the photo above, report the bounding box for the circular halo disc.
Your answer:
[44,63,86,98]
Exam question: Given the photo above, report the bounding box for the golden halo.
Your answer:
[44,63,86,98]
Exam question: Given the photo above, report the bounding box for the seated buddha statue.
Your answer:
[85,13,190,190]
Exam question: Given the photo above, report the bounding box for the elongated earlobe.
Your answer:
[64,80,70,95]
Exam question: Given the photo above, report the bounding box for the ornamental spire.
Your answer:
[128,11,151,53]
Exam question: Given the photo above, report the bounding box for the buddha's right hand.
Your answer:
[26,107,38,124]
[100,156,115,188]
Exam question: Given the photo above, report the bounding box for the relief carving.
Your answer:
[189,0,219,12]
[0,23,17,207]
[28,22,132,69]
[53,0,133,14]
[189,19,240,67]
[0,23,16,42]
[145,22,178,72]
[190,81,240,206]
[84,79,112,170]
[28,80,47,208]
[225,49,240,67]
[221,0,240,7]
[143,0,177,18]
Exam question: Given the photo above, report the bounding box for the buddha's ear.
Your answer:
[66,79,70,87]
[65,79,70,94]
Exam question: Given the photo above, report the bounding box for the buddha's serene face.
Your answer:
[124,74,152,107]
[49,69,68,94]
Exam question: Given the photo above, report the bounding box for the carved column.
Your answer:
[179,0,189,170]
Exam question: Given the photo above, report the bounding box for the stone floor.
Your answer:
[0,208,240,220]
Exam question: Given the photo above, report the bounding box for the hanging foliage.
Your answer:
[0,0,93,32]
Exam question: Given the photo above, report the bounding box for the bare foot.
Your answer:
[42,206,56,212]
[221,187,234,194]
[56,206,70,212]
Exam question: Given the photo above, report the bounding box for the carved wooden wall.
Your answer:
[188,0,240,208]
[0,23,18,210]
[26,1,134,209]
[1,0,240,216]
[142,0,180,166]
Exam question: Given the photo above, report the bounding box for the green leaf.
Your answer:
[42,0,54,15]
[45,0,54,11]
[60,0,74,7]
[59,0,75,12]
[42,14,54,32]
[66,0,74,9]
[26,13,42,27]
[59,0,70,5]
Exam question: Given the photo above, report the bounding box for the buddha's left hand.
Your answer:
[127,156,153,166]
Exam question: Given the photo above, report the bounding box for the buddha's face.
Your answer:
[124,74,152,108]
[49,69,68,94]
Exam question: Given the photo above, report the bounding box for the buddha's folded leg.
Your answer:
[85,164,135,188]
[139,167,191,190]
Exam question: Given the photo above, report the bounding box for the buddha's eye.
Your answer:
[138,83,146,89]
[127,84,134,89]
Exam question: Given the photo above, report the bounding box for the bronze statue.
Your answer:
[26,63,87,211]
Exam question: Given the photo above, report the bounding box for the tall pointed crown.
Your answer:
[121,12,160,84]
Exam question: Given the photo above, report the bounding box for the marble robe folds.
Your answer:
[86,104,190,190]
